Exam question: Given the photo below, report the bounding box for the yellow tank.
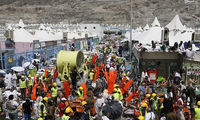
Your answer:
[56,50,84,81]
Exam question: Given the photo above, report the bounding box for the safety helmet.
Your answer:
[65,107,71,113]
[138,116,144,120]
[28,75,31,78]
[43,97,48,102]
[53,82,57,86]
[123,73,126,76]
[114,84,118,88]
[146,94,151,98]
[198,101,200,106]
[141,103,147,108]
[79,86,83,90]
[113,88,118,92]
[48,70,51,73]
[38,118,43,120]
[21,76,25,79]
[42,73,45,77]
[82,101,87,106]
[152,93,157,98]
[91,69,94,72]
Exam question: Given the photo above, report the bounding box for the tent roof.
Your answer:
[7,24,12,30]
[13,28,34,43]
[168,31,193,46]
[135,26,163,44]
[34,30,59,41]
[166,15,185,31]
[143,24,150,31]
[39,24,46,30]
[18,19,26,28]
[151,17,160,27]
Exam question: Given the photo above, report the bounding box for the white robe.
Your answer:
[5,73,12,89]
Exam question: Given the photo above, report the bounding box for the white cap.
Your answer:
[61,98,67,101]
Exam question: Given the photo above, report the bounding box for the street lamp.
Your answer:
[130,0,133,71]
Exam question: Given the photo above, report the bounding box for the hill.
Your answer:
[0,0,199,28]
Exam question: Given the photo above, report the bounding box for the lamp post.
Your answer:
[130,0,133,71]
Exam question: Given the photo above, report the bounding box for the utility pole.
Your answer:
[130,0,133,71]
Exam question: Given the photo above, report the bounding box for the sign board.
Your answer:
[149,73,156,80]
[41,42,45,47]
[187,67,200,75]
[57,40,61,44]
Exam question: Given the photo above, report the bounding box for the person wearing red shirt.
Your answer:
[59,98,67,117]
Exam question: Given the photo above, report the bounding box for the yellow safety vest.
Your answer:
[38,102,47,117]
[77,90,84,97]
[139,107,147,116]
[117,88,123,100]
[62,115,70,120]
[41,77,47,82]
[28,79,33,86]
[51,87,58,97]
[90,72,94,80]
[195,107,200,120]
[154,97,163,110]
[104,47,107,54]
[113,92,120,100]
[118,57,122,64]
[19,79,26,89]
[87,56,91,62]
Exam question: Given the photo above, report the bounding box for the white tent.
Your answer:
[151,17,161,27]
[34,30,58,41]
[34,24,61,41]
[143,24,150,31]
[136,26,163,45]
[13,28,34,43]
[166,15,185,31]
[6,24,12,30]
[134,17,163,44]
[125,30,142,41]
[18,19,26,28]
[168,30,193,46]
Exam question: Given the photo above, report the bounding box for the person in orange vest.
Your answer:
[35,75,42,95]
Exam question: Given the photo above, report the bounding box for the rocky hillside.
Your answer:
[0,0,199,28]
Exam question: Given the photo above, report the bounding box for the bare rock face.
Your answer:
[0,0,199,27]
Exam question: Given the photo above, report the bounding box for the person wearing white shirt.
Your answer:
[5,72,12,90]
[11,71,17,89]
[95,94,105,119]
[145,109,155,120]
[102,115,110,120]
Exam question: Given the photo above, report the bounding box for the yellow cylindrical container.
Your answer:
[57,50,84,73]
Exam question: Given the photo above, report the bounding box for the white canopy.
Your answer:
[168,30,193,46]
[151,17,160,27]
[18,19,26,28]
[6,24,12,30]
[135,26,163,45]
[34,30,59,41]
[166,15,185,31]
[13,28,34,43]
[143,24,150,31]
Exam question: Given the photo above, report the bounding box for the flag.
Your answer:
[91,53,97,64]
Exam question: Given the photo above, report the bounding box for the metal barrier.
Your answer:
[2,45,64,70]
[1,37,99,70]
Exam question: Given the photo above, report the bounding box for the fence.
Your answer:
[1,37,100,70]
[2,45,64,70]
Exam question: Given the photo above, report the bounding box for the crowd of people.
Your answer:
[0,40,200,120]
